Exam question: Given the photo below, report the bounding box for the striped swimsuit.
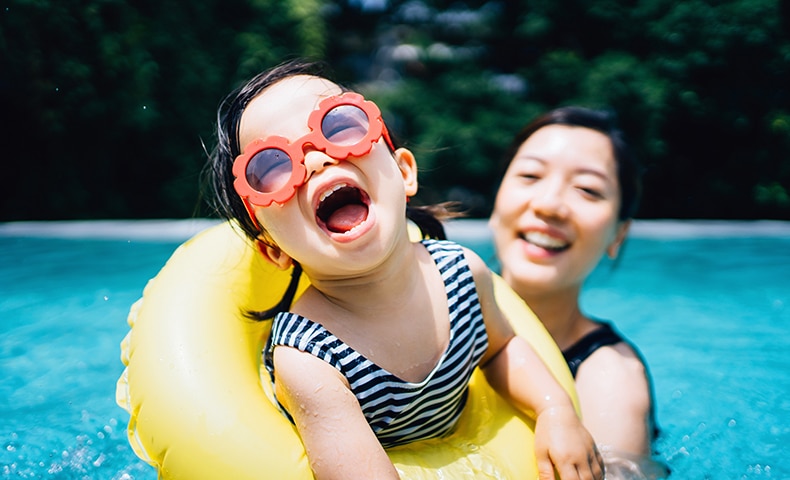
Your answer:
[263,239,489,448]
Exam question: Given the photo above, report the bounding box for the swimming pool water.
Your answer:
[1,220,788,479]
[604,237,789,479]
[1,236,177,479]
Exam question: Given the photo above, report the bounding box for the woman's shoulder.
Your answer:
[576,321,648,383]
[582,341,647,380]
[575,340,651,412]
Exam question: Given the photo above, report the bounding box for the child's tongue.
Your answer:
[326,204,368,233]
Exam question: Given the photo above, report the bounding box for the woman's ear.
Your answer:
[257,240,293,270]
[394,148,419,197]
[607,220,631,259]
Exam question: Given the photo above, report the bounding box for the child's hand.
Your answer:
[534,405,604,480]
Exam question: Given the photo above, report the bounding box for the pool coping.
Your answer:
[0,218,789,240]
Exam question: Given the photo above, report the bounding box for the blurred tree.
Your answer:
[1,0,788,220]
[330,0,790,219]
[0,0,325,220]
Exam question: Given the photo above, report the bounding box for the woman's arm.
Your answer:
[575,343,653,455]
[273,346,400,480]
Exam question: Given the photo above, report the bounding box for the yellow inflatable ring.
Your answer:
[116,220,579,479]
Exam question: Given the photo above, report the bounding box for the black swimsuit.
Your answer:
[561,321,660,441]
[562,322,624,378]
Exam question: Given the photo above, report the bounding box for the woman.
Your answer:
[489,107,666,475]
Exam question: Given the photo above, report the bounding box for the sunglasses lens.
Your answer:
[245,148,293,193]
[322,105,371,146]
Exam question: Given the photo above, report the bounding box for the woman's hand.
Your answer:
[534,404,604,480]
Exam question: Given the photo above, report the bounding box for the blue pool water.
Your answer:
[1,219,789,479]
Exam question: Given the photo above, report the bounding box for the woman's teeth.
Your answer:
[524,231,569,250]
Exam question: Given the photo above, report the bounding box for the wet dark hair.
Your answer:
[205,59,329,242]
[499,106,643,220]
[203,58,452,319]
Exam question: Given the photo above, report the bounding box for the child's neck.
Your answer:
[295,239,449,382]
[298,238,426,317]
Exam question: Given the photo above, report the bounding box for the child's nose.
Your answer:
[303,148,340,178]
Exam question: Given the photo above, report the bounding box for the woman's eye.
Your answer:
[517,173,540,181]
[578,186,605,199]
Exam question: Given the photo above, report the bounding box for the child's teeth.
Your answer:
[320,183,347,203]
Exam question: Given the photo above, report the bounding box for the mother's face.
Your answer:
[489,124,629,298]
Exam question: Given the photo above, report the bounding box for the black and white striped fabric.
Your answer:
[263,239,489,448]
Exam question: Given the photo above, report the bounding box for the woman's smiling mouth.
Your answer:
[521,231,570,252]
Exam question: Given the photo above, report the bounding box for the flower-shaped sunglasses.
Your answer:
[233,92,394,210]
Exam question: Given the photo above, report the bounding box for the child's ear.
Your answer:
[394,148,419,197]
[256,240,293,270]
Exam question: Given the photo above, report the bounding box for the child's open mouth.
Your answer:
[316,183,370,234]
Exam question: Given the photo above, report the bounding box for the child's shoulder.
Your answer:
[419,237,459,249]
[420,238,469,262]
[419,238,489,276]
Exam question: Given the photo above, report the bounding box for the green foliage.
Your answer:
[356,0,790,219]
[1,0,788,220]
[366,71,539,216]
[0,0,326,220]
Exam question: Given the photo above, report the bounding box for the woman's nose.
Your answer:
[530,183,569,220]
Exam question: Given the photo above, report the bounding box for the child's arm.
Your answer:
[272,345,400,480]
[464,248,604,480]
[483,331,604,480]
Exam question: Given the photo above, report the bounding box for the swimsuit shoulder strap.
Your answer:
[562,322,623,378]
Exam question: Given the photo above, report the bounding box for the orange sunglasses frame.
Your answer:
[232,92,394,213]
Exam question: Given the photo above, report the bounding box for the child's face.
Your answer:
[489,125,628,297]
[238,75,417,276]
